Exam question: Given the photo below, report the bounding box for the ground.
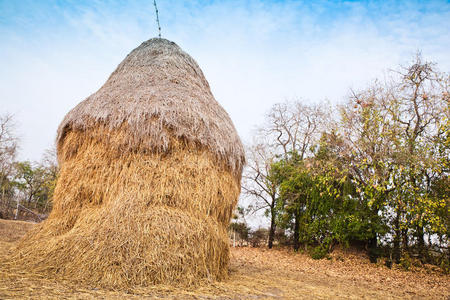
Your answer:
[0,219,448,299]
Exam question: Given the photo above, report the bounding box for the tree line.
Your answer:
[237,55,449,271]
[1,54,448,271]
[0,115,57,221]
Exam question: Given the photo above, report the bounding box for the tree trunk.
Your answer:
[401,228,409,254]
[27,193,32,206]
[268,209,276,249]
[416,225,426,261]
[368,234,378,263]
[293,214,300,251]
[367,207,379,263]
[393,211,401,264]
[14,199,19,220]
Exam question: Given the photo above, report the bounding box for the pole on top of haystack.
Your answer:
[153,0,161,38]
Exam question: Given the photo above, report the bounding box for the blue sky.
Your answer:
[1,0,450,164]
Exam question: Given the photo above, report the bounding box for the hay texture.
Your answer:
[9,38,245,288]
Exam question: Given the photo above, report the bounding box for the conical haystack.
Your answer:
[10,38,245,288]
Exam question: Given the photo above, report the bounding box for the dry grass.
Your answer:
[7,37,246,290]
[0,220,35,245]
[1,219,448,299]
[4,127,241,288]
[57,38,245,176]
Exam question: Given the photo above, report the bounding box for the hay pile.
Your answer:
[8,38,245,288]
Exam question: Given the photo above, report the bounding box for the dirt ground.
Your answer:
[0,219,448,299]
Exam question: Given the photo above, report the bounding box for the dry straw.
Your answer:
[7,38,245,288]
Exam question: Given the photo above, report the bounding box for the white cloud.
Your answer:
[0,0,449,163]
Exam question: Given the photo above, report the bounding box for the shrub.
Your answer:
[310,245,328,260]
[400,253,412,270]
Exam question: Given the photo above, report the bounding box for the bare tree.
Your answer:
[243,141,278,248]
[0,114,19,218]
[258,101,330,159]
[39,146,59,214]
[243,100,330,248]
[41,146,59,177]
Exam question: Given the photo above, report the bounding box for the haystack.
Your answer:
[10,38,245,288]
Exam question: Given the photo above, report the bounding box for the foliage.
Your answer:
[249,228,269,247]
[0,113,58,219]
[230,222,250,241]
[400,253,412,270]
[243,55,449,268]
[310,245,329,260]
[14,160,57,213]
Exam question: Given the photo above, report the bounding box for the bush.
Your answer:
[310,245,328,260]
[229,222,250,241]
[400,253,411,270]
[438,256,449,274]
[249,228,268,247]
[274,228,289,246]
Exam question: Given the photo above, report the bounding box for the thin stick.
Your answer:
[153,0,161,38]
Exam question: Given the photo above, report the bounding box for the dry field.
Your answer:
[0,219,448,299]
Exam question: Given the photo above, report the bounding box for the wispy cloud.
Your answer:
[1,0,449,162]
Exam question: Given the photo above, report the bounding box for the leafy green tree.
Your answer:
[230,206,251,244]
[14,161,44,207]
[270,151,309,251]
[390,57,449,260]
[14,157,58,215]
[339,91,396,261]
[245,55,448,269]
[271,132,381,257]
[339,54,449,263]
